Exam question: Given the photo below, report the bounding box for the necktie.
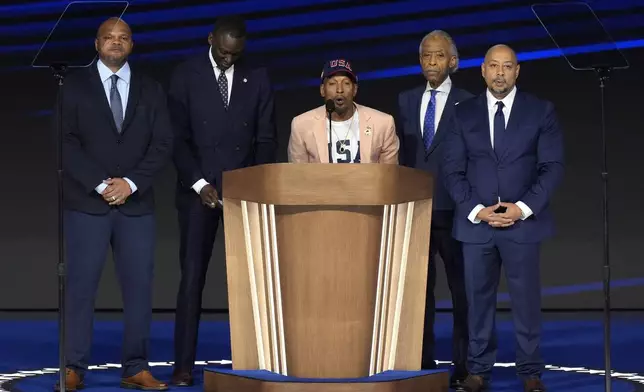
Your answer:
[422,89,438,152]
[110,74,123,133]
[217,68,228,110]
[494,101,505,153]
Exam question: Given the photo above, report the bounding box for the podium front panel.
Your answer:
[223,198,432,378]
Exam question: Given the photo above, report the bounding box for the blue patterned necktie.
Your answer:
[494,101,505,153]
[423,89,438,152]
[110,74,123,133]
[217,68,228,110]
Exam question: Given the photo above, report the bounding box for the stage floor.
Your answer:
[0,312,642,391]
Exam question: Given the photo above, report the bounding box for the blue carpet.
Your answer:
[0,313,642,391]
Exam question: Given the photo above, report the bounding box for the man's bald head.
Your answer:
[95,17,133,70]
[481,43,520,99]
[484,44,518,64]
[96,17,131,38]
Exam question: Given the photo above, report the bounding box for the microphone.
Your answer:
[325,99,335,114]
[325,99,335,163]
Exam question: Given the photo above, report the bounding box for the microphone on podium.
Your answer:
[325,99,335,163]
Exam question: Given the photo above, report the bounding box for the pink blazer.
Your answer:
[287,103,399,164]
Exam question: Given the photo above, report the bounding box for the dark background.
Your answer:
[0,0,643,311]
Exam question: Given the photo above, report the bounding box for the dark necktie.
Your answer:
[217,68,228,110]
[422,89,438,152]
[494,101,505,153]
[110,74,123,133]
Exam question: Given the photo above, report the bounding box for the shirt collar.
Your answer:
[97,59,130,84]
[486,85,517,111]
[208,47,234,73]
[426,75,452,95]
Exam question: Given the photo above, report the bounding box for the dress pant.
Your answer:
[173,196,223,372]
[462,236,543,380]
[422,210,468,371]
[64,209,155,378]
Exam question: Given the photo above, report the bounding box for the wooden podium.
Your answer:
[204,163,448,392]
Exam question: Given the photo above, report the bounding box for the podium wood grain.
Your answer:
[222,163,435,380]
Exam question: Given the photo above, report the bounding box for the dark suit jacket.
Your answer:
[168,53,277,205]
[442,90,564,244]
[59,62,174,216]
[397,85,474,226]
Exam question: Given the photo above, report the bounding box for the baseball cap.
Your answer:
[320,59,358,83]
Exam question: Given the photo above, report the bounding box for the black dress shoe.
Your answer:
[455,374,488,392]
[170,371,193,387]
[524,378,546,392]
[449,368,468,389]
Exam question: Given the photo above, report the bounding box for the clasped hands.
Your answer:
[102,178,132,206]
[476,202,523,228]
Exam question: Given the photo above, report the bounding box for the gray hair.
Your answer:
[418,30,459,73]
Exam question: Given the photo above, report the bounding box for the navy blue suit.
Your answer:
[398,83,473,371]
[59,61,173,378]
[442,89,564,380]
[168,52,277,372]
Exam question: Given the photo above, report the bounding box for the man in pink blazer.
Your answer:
[288,59,399,164]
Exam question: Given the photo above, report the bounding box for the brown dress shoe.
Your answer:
[456,374,488,392]
[524,378,546,392]
[170,370,194,387]
[120,370,169,390]
[53,368,84,391]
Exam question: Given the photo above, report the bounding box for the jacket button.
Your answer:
[243,122,248,126]
[235,146,240,151]
[117,139,122,144]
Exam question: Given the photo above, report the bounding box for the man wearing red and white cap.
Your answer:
[288,59,399,164]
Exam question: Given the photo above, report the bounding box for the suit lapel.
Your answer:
[87,64,118,132]
[196,54,228,113]
[498,92,525,161]
[228,66,247,114]
[476,93,498,161]
[120,70,141,134]
[313,109,330,163]
[427,89,457,156]
[412,87,424,139]
[357,105,372,163]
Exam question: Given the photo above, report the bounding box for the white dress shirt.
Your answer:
[94,59,137,195]
[420,76,451,135]
[190,49,234,200]
[468,86,533,223]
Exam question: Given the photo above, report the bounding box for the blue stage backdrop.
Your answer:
[0,0,643,311]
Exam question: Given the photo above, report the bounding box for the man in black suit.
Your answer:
[55,17,172,391]
[397,30,473,388]
[168,15,277,386]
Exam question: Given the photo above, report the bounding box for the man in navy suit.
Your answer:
[56,17,172,391]
[397,30,472,388]
[168,15,277,386]
[443,44,564,392]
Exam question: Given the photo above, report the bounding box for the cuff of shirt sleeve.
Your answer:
[515,201,533,220]
[192,178,209,194]
[123,177,137,194]
[95,183,108,194]
[468,204,485,224]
